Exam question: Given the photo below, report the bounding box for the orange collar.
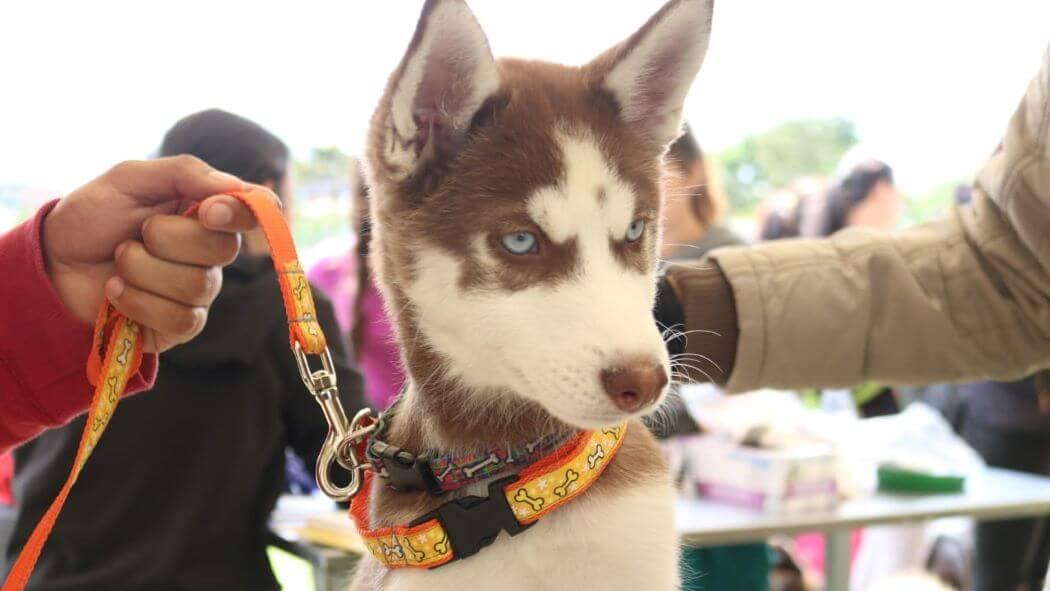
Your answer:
[349,424,627,569]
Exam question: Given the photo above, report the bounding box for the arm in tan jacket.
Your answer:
[667,45,1050,393]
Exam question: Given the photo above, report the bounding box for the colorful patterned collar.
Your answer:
[366,429,574,494]
[363,396,579,495]
[350,423,627,569]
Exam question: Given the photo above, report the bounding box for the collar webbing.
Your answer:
[349,423,627,569]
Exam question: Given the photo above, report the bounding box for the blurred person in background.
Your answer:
[1,109,366,591]
[755,187,803,242]
[309,160,403,410]
[656,125,772,591]
[754,177,827,242]
[810,155,900,237]
[660,124,743,261]
[957,372,1050,590]
[947,184,1050,591]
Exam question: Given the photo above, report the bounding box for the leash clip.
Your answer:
[294,342,376,501]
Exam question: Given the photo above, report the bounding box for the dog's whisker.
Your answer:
[669,361,716,384]
[671,352,723,374]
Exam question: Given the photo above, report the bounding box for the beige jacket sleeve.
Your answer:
[707,45,1050,394]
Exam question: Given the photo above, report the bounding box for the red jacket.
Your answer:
[0,201,157,456]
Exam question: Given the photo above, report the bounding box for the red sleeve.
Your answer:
[0,200,158,454]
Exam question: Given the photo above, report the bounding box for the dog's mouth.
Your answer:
[541,386,671,430]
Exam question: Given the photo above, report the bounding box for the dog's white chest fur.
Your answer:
[374,481,679,591]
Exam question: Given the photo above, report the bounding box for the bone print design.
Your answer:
[587,444,606,470]
[601,427,620,441]
[513,488,544,511]
[359,426,629,568]
[380,541,405,561]
[553,469,580,497]
[437,463,456,482]
[105,376,120,404]
[403,538,425,562]
[115,338,133,366]
[434,532,450,555]
[292,274,308,300]
[462,452,500,478]
[302,312,319,336]
[524,436,545,454]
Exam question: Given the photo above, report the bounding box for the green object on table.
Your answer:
[681,543,772,591]
[268,545,317,591]
[877,464,965,493]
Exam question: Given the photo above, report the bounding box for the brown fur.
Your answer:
[366,58,664,454]
[356,0,701,580]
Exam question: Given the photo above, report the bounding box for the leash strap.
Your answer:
[349,424,627,569]
[2,186,330,591]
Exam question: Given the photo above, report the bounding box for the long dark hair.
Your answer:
[817,161,893,236]
[348,161,372,360]
[160,109,289,186]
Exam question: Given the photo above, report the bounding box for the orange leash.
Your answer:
[1,186,328,590]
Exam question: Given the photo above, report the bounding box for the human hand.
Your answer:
[42,155,275,352]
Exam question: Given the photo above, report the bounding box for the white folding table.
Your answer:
[675,467,1050,590]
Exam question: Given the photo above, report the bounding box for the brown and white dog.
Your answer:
[352,1,713,589]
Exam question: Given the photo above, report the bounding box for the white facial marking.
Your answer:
[527,134,636,245]
[405,131,668,429]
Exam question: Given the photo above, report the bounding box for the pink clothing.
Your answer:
[308,253,403,409]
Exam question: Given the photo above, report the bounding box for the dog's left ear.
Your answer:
[587,0,714,149]
[373,0,500,182]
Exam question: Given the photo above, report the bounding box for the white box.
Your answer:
[684,434,838,514]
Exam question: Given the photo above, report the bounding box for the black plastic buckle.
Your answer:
[369,439,443,495]
[410,476,531,562]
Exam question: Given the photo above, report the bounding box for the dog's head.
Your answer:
[366,0,713,430]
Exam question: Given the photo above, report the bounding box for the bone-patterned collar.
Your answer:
[350,423,628,569]
[368,430,574,494]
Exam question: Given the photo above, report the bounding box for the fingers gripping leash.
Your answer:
[1,186,375,591]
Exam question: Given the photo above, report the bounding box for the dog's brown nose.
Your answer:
[601,361,668,412]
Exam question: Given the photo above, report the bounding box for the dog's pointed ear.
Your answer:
[373,0,500,181]
[587,0,714,149]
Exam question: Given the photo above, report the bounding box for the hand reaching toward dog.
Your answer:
[41,155,276,352]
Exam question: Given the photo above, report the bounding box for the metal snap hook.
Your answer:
[294,342,377,500]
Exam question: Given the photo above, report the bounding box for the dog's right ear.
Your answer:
[373,0,500,182]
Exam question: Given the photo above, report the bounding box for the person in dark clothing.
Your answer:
[958,375,1050,591]
[1,109,367,590]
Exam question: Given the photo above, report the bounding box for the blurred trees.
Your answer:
[903,179,967,226]
[294,147,351,185]
[717,118,858,212]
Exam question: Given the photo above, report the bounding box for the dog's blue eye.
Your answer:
[625,219,646,242]
[501,232,538,254]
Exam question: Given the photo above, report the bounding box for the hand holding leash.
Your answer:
[41,156,259,353]
[3,185,374,591]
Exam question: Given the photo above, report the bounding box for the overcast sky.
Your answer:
[1,1,1047,195]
